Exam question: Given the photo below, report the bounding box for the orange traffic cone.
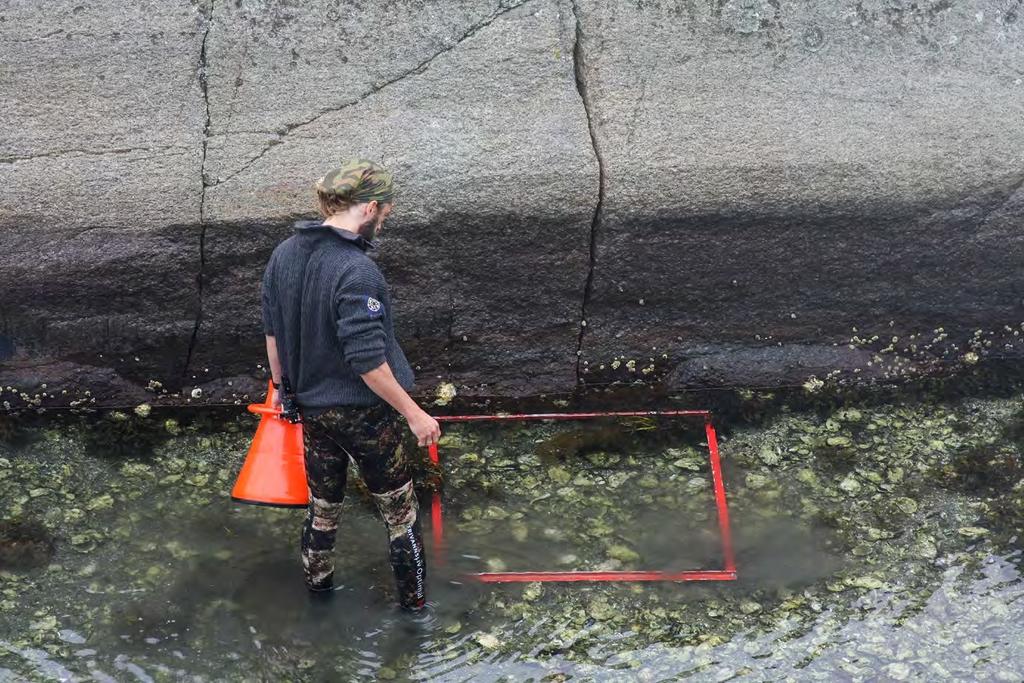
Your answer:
[231,381,309,508]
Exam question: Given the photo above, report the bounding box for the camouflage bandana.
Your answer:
[315,158,395,204]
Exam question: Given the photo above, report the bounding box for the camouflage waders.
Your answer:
[300,403,426,610]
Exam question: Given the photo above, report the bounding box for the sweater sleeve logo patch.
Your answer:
[366,296,383,316]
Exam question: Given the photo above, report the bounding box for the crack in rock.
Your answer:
[0,146,185,164]
[182,1,215,380]
[446,294,456,367]
[570,0,606,385]
[208,0,537,188]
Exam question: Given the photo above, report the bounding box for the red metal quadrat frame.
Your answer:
[425,410,737,584]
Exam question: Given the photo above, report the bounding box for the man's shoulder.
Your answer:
[266,234,299,267]
[272,234,300,255]
[331,250,385,290]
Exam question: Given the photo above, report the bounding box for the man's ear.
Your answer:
[365,200,379,217]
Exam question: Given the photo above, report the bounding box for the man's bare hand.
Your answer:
[407,408,441,447]
[359,362,441,446]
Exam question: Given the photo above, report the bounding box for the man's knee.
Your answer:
[371,480,418,538]
[302,496,344,591]
[308,495,343,532]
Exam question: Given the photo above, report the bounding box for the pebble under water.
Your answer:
[0,390,1022,681]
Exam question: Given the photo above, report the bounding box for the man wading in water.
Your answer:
[260,159,440,610]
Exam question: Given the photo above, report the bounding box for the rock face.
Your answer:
[195,0,596,399]
[574,0,1024,388]
[1,2,205,403]
[1,0,1022,408]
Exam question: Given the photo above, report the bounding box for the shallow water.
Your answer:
[0,392,1022,681]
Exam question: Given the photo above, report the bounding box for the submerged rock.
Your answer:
[838,475,862,495]
[510,522,529,543]
[85,494,114,511]
[884,662,912,680]
[585,451,622,468]
[848,575,885,590]
[745,474,770,490]
[607,545,640,563]
[957,527,989,540]
[757,444,782,466]
[913,535,938,560]
[637,475,659,489]
[0,519,55,570]
[739,601,762,615]
[476,633,501,650]
[893,497,919,514]
[547,467,572,485]
[523,582,544,602]
[588,598,616,621]
[796,468,819,486]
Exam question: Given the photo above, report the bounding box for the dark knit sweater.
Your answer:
[260,220,415,412]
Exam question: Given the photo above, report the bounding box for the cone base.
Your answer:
[230,495,308,509]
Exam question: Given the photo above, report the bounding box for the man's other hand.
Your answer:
[408,409,441,447]
[279,393,302,423]
[358,362,441,445]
